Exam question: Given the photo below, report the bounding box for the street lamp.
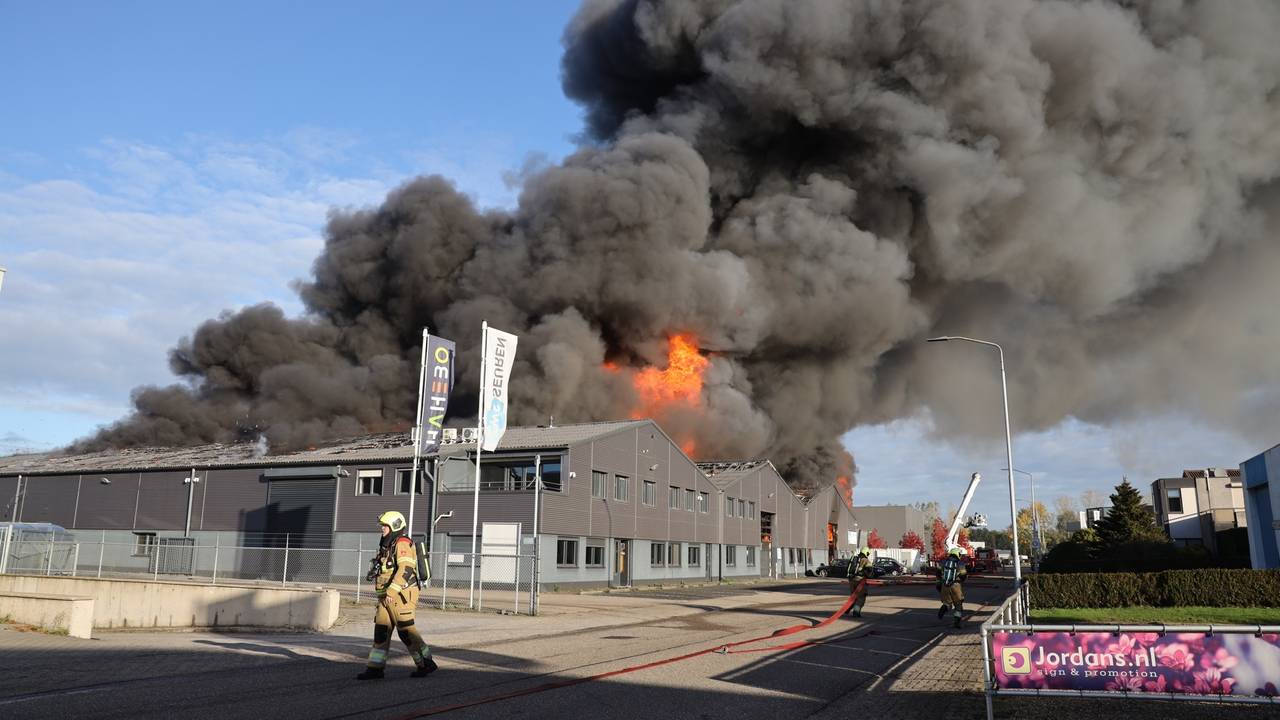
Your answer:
[1005,467,1041,569]
[926,335,1021,586]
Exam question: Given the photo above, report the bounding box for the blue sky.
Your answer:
[0,1,1262,531]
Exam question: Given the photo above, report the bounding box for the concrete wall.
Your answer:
[0,574,338,630]
[0,591,94,638]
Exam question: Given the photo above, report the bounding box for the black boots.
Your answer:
[937,605,947,619]
[356,667,385,680]
[411,657,439,678]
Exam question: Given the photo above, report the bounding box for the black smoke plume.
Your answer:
[76,0,1280,494]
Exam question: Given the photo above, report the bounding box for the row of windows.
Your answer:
[556,539,607,568]
[725,496,755,519]
[555,538,763,569]
[590,471,711,513]
[356,468,424,496]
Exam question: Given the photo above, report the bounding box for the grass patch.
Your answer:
[1032,606,1280,625]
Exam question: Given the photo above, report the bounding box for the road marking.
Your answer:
[775,657,879,675]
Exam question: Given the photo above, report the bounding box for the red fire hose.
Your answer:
[392,581,867,718]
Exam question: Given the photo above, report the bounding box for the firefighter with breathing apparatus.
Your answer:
[936,545,968,628]
[357,510,437,679]
[846,547,873,618]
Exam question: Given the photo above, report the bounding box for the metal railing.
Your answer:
[0,534,540,615]
[980,582,1280,719]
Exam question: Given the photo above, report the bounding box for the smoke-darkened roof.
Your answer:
[0,420,648,477]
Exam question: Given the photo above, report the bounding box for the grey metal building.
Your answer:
[1,419,847,587]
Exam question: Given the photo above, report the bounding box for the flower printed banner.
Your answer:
[992,631,1280,698]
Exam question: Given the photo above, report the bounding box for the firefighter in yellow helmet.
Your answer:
[936,545,968,628]
[846,547,873,618]
[357,510,437,680]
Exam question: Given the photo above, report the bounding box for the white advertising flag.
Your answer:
[479,325,518,451]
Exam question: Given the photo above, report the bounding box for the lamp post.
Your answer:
[926,335,1021,586]
[1005,467,1041,569]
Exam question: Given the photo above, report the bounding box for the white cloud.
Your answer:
[0,127,541,447]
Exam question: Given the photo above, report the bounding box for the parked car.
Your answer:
[870,557,905,577]
[814,558,852,577]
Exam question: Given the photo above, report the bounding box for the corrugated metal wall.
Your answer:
[136,470,196,530]
[15,474,78,527]
[0,476,19,521]
[75,472,141,529]
[267,479,336,547]
[199,468,268,531]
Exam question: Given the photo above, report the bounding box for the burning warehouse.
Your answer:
[0,420,857,588]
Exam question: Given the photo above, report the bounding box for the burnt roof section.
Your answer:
[696,460,774,491]
[0,420,648,477]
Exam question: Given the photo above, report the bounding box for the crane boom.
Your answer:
[946,472,988,548]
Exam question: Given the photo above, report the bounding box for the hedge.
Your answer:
[1030,569,1280,609]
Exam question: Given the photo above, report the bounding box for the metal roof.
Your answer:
[696,460,781,491]
[0,420,648,477]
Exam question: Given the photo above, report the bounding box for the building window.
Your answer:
[747,501,755,519]
[585,543,605,568]
[685,489,695,511]
[746,546,756,567]
[698,492,708,513]
[556,539,578,567]
[727,497,735,518]
[357,469,383,496]
[642,481,656,506]
[688,545,701,566]
[133,532,156,557]
[738,499,746,517]
[448,535,477,565]
[474,456,562,492]
[615,475,629,502]
[1167,488,1184,514]
[651,542,666,566]
[725,545,737,566]
[592,470,607,498]
[669,486,681,510]
[668,542,682,566]
[395,468,424,495]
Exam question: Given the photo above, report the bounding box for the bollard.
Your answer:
[212,537,220,584]
[355,537,362,603]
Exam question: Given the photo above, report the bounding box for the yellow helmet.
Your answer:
[378,510,406,532]
[948,545,965,557]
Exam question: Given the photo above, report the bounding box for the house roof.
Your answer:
[696,460,774,491]
[0,420,648,477]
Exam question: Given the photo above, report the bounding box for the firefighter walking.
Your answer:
[357,510,437,680]
[936,546,968,628]
[846,547,873,618]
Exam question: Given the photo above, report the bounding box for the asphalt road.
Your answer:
[0,578,1010,720]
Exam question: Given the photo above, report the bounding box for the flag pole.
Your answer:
[468,320,487,609]
[407,327,430,538]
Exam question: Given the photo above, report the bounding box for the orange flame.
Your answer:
[835,448,855,508]
[633,334,709,411]
[604,334,710,458]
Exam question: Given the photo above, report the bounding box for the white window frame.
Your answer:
[585,542,606,568]
[394,467,424,495]
[642,480,656,507]
[685,489,695,511]
[668,542,682,567]
[727,496,735,518]
[725,545,737,566]
[133,532,157,557]
[614,475,629,503]
[688,545,701,566]
[747,501,755,519]
[592,470,607,499]
[651,542,666,566]
[746,546,756,567]
[698,492,708,513]
[556,538,579,567]
[669,486,681,510]
[357,469,383,496]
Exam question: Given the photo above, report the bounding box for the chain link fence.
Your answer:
[0,532,540,615]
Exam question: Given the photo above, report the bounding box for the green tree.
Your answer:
[1095,478,1166,549]
[1015,502,1054,554]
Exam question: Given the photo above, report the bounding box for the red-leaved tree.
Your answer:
[867,529,887,549]
[958,528,975,558]
[900,530,925,553]
[930,518,949,561]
